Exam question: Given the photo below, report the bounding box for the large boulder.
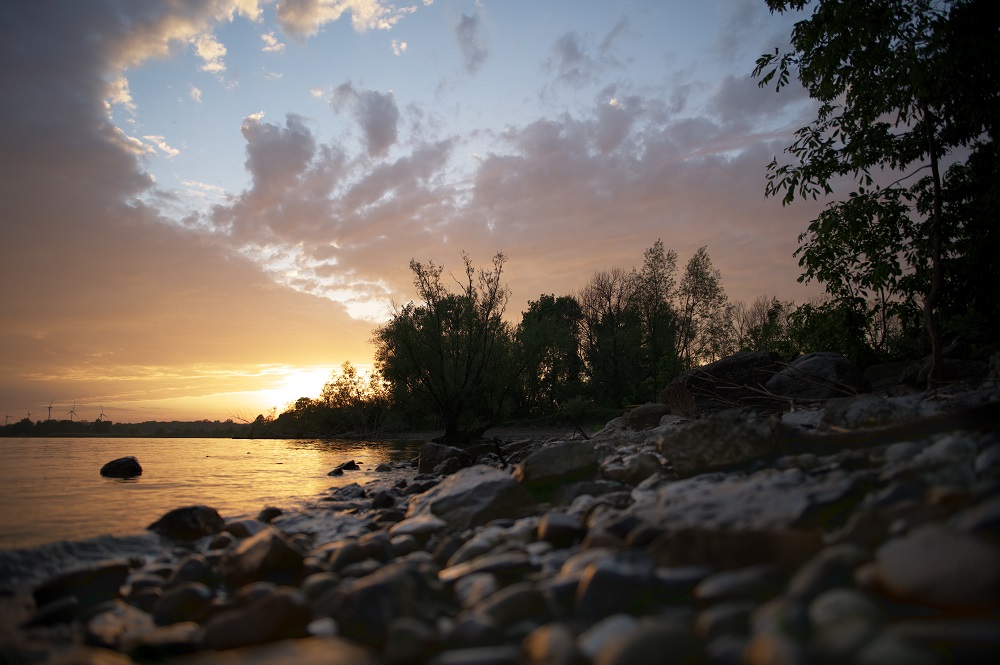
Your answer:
[513,441,598,489]
[407,465,534,529]
[627,403,672,430]
[417,442,473,474]
[660,351,784,418]
[765,352,867,401]
[147,505,225,540]
[100,456,142,478]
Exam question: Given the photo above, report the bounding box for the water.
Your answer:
[0,437,421,551]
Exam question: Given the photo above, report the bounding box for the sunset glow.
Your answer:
[1,1,825,422]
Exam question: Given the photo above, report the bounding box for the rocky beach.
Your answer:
[2,351,999,665]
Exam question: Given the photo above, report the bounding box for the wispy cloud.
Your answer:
[143,135,181,158]
[455,4,489,75]
[261,30,285,53]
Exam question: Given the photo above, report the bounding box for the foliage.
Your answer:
[515,294,585,416]
[754,0,1000,382]
[675,246,730,368]
[372,252,515,443]
[634,239,680,399]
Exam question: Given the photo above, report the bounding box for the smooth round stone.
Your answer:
[166,554,213,586]
[521,622,581,665]
[577,614,638,660]
[786,544,867,602]
[872,523,1000,609]
[476,581,548,625]
[152,582,213,626]
[808,588,883,627]
[389,515,449,539]
[593,617,701,665]
[384,616,439,664]
[537,512,585,549]
[454,573,499,610]
[695,565,785,603]
[695,601,755,641]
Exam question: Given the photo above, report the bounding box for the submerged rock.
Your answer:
[100,456,142,478]
[147,505,225,540]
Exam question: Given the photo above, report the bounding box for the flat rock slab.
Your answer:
[624,467,857,532]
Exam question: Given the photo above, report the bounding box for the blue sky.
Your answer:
[0,0,825,421]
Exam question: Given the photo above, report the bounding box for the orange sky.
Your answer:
[0,1,826,423]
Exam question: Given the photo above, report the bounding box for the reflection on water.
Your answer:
[0,437,422,551]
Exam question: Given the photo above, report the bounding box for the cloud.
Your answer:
[190,84,203,102]
[545,18,630,87]
[391,39,407,56]
[194,33,227,72]
[261,30,286,52]
[455,6,489,75]
[276,0,419,39]
[331,82,400,157]
[143,134,181,158]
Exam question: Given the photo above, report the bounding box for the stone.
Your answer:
[537,512,585,549]
[521,622,582,665]
[129,621,203,660]
[627,403,672,430]
[220,526,305,588]
[575,552,655,620]
[513,442,597,488]
[620,452,662,485]
[592,617,701,665]
[152,582,213,625]
[428,645,520,665]
[147,505,225,540]
[694,565,785,603]
[390,514,449,540]
[419,442,473,474]
[384,616,440,664]
[435,456,465,475]
[173,636,378,665]
[785,543,868,602]
[439,552,536,585]
[372,490,397,509]
[225,518,267,539]
[83,600,155,650]
[33,559,131,611]
[475,581,549,625]
[408,465,535,529]
[765,352,867,401]
[655,409,777,477]
[317,560,439,645]
[166,554,215,586]
[550,480,628,506]
[257,506,282,522]
[201,586,310,650]
[454,572,500,610]
[819,394,920,431]
[577,614,639,660]
[100,456,142,478]
[870,522,1000,609]
[695,601,755,641]
[660,351,784,417]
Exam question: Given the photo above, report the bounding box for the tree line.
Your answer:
[276,242,926,442]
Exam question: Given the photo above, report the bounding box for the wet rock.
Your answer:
[147,505,225,540]
[627,403,672,430]
[372,489,397,509]
[201,586,310,650]
[655,410,777,477]
[225,518,267,539]
[765,352,866,401]
[152,582,213,625]
[33,559,131,611]
[390,514,449,541]
[329,482,367,499]
[513,442,598,489]
[257,506,282,522]
[419,443,473,474]
[83,600,155,650]
[408,466,535,529]
[869,522,1000,609]
[334,459,360,471]
[166,553,214,586]
[221,526,305,588]
[439,552,536,585]
[100,456,142,478]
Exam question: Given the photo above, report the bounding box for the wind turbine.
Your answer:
[46,399,54,421]
[67,403,78,422]
[97,405,108,422]
[4,411,10,426]
[26,409,32,421]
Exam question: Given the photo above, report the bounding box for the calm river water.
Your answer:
[0,437,422,551]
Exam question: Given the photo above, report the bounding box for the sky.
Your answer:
[0,0,827,424]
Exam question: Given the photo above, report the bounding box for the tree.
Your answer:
[754,0,1000,381]
[372,252,514,443]
[730,295,793,353]
[675,247,729,368]
[634,239,680,399]
[578,267,643,406]
[515,294,585,416]
[319,362,390,435]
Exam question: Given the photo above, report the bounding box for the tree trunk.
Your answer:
[921,103,944,386]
